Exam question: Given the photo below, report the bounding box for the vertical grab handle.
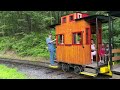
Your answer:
[82,31,84,48]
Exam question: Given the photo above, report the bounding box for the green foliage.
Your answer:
[0,36,15,51]
[0,32,50,58]
[0,11,119,60]
[0,64,26,79]
[12,32,50,58]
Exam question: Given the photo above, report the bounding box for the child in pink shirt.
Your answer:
[99,44,105,63]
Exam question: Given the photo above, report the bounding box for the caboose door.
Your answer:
[84,28,91,64]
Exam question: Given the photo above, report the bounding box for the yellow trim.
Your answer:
[100,61,112,76]
[80,72,97,77]
[104,71,112,76]
[100,66,109,73]
[113,62,115,65]
[49,65,59,69]
[99,60,113,76]
[106,61,112,76]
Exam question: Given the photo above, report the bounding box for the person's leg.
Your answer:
[50,51,54,65]
[106,54,109,63]
[91,52,93,63]
[103,55,105,63]
[101,54,104,62]
[91,52,95,63]
[53,50,56,61]
[99,55,101,62]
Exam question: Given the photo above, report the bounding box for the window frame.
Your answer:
[86,28,90,45]
[62,16,67,23]
[56,34,65,46]
[78,13,82,19]
[72,31,83,45]
[69,14,74,22]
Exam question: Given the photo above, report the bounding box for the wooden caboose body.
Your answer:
[50,12,114,77]
[54,12,102,65]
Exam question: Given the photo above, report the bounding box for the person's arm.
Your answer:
[52,39,56,42]
[47,39,56,44]
[94,44,96,51]
[91,44,96,52]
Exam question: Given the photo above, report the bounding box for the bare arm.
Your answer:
[48,39,56,44]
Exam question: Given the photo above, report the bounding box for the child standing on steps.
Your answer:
[99,44,106,63]
[91,39,96,63]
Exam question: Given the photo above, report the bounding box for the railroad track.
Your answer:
[0,58,87,79]
[0,58,118,79]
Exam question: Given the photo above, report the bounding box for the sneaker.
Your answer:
[51,64,58,66]
[49,64,58,68]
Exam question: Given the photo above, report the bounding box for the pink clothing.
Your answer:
[99,48,105,56]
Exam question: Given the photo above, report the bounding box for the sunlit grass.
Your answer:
[0,65,27,79]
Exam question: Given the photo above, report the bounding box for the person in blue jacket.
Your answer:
[46,33,56,66]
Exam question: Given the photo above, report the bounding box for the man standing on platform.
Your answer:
[46,33,56,66]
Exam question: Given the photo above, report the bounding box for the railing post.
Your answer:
[108,13,113,70]
[96,17,99,68]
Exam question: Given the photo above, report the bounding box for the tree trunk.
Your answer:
[26,14,32,32]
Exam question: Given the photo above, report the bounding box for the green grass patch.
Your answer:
[0,64,27,79]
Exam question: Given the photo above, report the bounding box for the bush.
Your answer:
[0,36,15,51]
[0,32,50,59]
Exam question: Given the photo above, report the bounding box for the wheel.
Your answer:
[62,63,69,72]
[74,66,84,75]
[58,63,62,69]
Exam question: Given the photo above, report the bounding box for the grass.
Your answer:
[0,64,27,79]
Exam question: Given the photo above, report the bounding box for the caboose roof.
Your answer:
[75,15,109,23]
[49,15,109,28]
[107,11,120,17]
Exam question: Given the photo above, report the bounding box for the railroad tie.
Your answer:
[45,71,55,74]
[57,72,64,75]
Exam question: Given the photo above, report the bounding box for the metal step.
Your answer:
[80,65,98,77]
[80,72,97,77]
[85,62,97,68]
[84,67,97,73]
[48,65,59,69]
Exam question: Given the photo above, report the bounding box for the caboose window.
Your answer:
[73,32,82,44]
[58,34,64,45]
[77,13,82,19]
[79,15,81,18]
[62,17,66,23]
[69,15,74,21]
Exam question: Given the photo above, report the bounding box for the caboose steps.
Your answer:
[80,65,98,77]
[85,62,97,68]
[84,67,97,73]
[79,61,110,77]
[80,72,97,77]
